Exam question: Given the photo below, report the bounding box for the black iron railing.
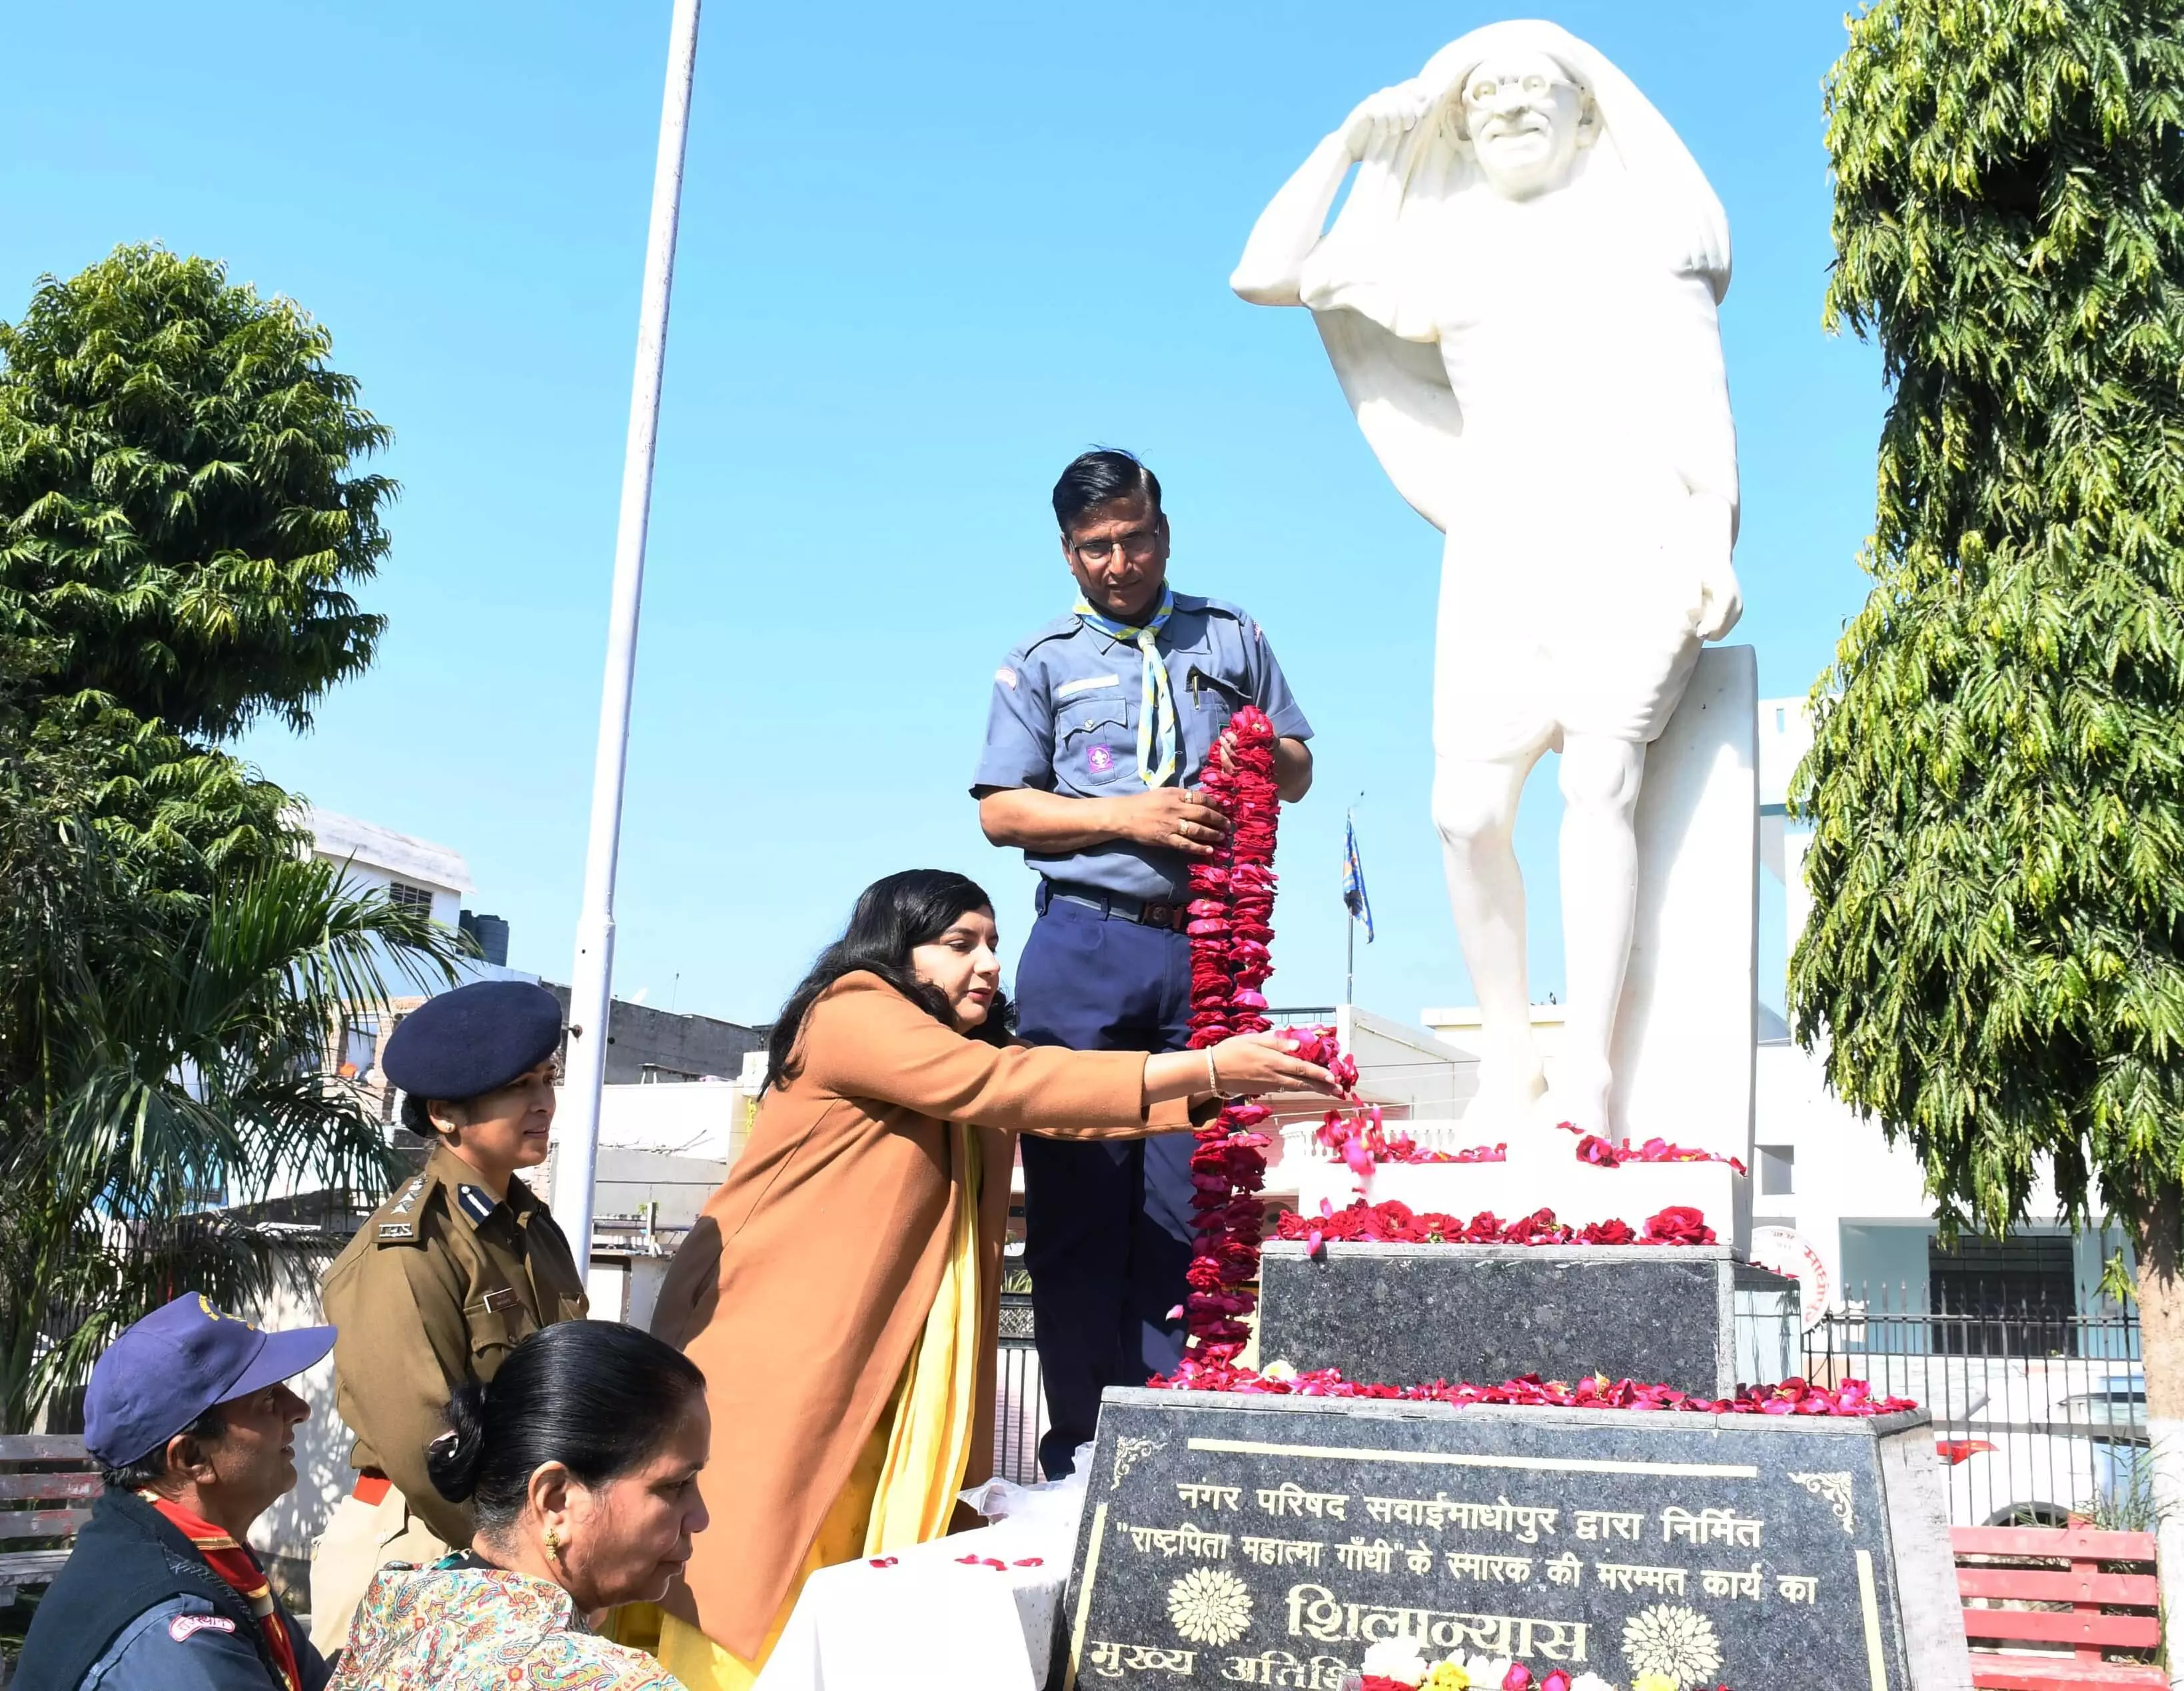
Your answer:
[1802,1281,2146,1528]
[993,1290,1047,1485]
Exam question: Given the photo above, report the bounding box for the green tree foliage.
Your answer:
[1795,0,2184,1248]
[0,249,436,1428]
[1800,8,2184,1585]
[0,245,394,887]
[0,243,390,742]
[0,814,460,1430]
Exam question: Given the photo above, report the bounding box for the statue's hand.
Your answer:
[1341,81,1433,161]
[1692,552,1744,641]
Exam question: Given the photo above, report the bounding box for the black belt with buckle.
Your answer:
[1043,881,1191,933]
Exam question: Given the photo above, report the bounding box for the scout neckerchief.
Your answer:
[141,1491,304,1691]
[1072,587,1178,788]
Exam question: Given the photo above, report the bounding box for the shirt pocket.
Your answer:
[1181,664,1250,776]
[465,1289,537,1372]
[1056,694,1134,788]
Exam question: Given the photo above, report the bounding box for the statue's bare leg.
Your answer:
[1553,732,1649,1136]
[1432,752,1546,1125]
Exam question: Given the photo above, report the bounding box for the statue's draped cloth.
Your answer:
[1301,21,1739,759]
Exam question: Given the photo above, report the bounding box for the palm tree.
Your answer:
[0,817,464,1431]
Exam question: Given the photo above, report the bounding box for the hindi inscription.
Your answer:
[1065,1390,1963,1691]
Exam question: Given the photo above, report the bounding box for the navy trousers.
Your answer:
[1015,893,1196,1478]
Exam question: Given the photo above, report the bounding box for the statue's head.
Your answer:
[1297,23,1732,334]
[1454,49,1599,201]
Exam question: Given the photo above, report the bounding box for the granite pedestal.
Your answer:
[1257,1243,1800,1398]
[1063,1389,1970,1691]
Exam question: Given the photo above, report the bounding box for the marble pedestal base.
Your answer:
[1257,1243,1797,1398]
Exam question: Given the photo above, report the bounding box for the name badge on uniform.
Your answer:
[477,1287,522,1315]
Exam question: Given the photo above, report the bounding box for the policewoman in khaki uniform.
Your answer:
[308,980,589,1653]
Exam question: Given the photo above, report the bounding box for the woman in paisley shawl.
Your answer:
[328,1322,708,1690]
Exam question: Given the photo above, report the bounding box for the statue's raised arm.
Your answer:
[1229,21,1745,1143]
[1231,79,1436,309]
[1232,76,1464,531]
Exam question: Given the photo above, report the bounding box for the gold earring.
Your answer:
[543,1524,562,1560]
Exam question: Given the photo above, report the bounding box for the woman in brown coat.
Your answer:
[644,870,1336,1686]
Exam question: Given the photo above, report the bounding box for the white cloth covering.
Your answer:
[752,1519,1066,1691]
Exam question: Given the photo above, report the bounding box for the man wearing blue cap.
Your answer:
[14,1293,333,1691]
[307,978,588,1652]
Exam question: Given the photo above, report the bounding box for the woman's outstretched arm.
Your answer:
[1143,1031,1339,1103]
[797,975,1337,1137]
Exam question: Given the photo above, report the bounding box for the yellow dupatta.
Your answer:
[655,1123,983,1688]
[865,1121,983,1550]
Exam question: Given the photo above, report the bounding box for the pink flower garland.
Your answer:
[1560,1121,1748,1175]
[1179,706,1283,1361]
[1311,1089,1506,1175]
[1309,1107,1750,1181]
[1151,1359,1917,1416]
[1275,1199,1716,1251]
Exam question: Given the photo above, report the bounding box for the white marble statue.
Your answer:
[1233,20,1742,1139]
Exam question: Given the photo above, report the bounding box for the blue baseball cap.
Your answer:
[83,1293,336,1468]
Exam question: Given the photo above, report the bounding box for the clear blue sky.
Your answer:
[3,2,1882,1029]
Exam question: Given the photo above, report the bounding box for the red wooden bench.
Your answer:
[1953,1524,2164,1690]
[0,1434,97,1610]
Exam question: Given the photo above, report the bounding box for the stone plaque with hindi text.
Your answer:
[1062,1390,1969,1691]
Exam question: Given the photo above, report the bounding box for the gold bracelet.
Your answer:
[1206,1049,1221,1096]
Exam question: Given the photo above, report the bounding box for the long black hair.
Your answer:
[764,869,1011,1091]
[426,1321,705,1530]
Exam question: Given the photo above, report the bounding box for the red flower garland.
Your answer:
[1171,714,1731,1358]
[1149,1358,1917,1416]
[1179,706,1283,1361]
[1274,1199,1717,1251]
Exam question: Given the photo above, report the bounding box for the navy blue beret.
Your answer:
[383,980,564,1101]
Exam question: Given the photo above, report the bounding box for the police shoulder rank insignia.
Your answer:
[376,1221,418,1243]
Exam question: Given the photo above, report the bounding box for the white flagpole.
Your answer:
[555,0,704,1259]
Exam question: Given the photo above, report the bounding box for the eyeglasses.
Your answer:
[1466,71,1574,105]
[1070,528,1163,565]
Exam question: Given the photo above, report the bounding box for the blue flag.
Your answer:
[1343,814,1374,941]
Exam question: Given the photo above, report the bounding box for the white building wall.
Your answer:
[302,806,473,931]
[243,1263,354,1580]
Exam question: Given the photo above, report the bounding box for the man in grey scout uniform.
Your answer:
[973,448,1314,1476]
